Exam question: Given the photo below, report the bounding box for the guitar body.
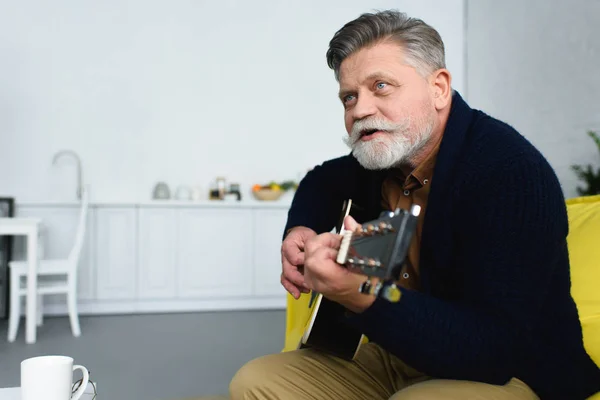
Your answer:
[298,293,367,360]
[292,199,420,361]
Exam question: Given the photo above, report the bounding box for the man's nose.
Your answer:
[351,93,377,121]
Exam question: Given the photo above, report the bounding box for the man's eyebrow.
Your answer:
[364,71,398,83]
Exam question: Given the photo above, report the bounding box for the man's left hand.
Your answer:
[303,216,375,313]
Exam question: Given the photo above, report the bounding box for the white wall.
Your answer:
[0,0,465,203]
[466,0,600,198]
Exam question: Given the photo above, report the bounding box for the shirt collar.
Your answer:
[390,122,444,189]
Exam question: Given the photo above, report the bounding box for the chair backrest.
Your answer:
[67,185,90,269]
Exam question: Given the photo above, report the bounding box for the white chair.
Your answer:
[7,186,89,342]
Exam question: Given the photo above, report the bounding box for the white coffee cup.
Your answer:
[21,355,89,400]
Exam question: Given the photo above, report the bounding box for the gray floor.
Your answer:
[0,310,286,399]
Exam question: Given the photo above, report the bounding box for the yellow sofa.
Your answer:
[565,195,600,369]
[283,195,600,397]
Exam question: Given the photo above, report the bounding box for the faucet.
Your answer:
[52,149,83,200]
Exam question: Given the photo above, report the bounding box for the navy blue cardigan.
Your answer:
[283,92,600,399]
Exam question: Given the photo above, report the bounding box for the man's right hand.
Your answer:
[281,226,317,299]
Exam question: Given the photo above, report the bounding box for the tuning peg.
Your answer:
[378,221,393,232]
[346,257,367,266]
[366,258,381,267]
[379,211,395,218]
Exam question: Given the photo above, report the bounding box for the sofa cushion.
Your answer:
[566,194,600,367]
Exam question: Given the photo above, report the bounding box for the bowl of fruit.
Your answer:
[251,181,298,201]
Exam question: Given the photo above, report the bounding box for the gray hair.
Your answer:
[326,10,446,81]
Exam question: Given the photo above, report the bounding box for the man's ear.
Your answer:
[429,68,452,110]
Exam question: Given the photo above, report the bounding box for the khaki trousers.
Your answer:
[229,343,539,400]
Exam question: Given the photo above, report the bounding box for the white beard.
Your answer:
[343,114,435,170]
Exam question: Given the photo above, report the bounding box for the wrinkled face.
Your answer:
[338,41,438,170]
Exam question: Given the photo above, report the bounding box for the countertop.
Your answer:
[16,199,293,209]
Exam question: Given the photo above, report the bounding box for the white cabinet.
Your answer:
[95,207,137,300]
[253,209,288,297]
[137,208,177,299]
[177,209,253,298]
[15,201,291,315]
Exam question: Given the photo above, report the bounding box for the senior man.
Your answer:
[230,9,600,400]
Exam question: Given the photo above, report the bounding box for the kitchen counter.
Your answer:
[16,199,293,209]
[12,198,293,316]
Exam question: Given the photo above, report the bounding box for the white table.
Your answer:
[0,218,41,344]
[0,384,96,399]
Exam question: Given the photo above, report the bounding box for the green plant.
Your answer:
[571,130,600,196]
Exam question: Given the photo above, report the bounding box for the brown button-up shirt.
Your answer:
[380,134,443,291]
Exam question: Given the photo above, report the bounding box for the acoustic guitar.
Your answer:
[297,200,420,360]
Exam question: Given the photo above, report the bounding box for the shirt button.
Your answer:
[403,190,410,196]
[402,272,410,279]
[423,179,429,184]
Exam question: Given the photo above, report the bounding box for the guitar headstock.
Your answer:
[335,204,420,302]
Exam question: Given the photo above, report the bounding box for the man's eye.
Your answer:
[343,95,355,103]
[376,82,387,90]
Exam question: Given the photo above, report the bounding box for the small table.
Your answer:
[0,384,96,399]
[0,218,41,344]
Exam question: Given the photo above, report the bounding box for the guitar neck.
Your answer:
[336,199,358,234]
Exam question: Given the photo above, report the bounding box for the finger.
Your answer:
[281,275,300,299]
[312,246,342,264]
[305,247,348,293]
[306,232,342,252]
[282,240,305,265]
[282,257,306,288]
[282,253,311,291]
[281,274,309,298]
[305,247,343,276]
[344,215,360,232]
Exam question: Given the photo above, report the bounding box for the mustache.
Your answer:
[345,117,411,146]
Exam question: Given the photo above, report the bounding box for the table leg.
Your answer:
[26,229,38,344]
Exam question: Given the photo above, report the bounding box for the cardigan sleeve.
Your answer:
[343,155,569,384]
[283,154,359,239]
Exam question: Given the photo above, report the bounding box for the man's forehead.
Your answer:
[338,44,409,85]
